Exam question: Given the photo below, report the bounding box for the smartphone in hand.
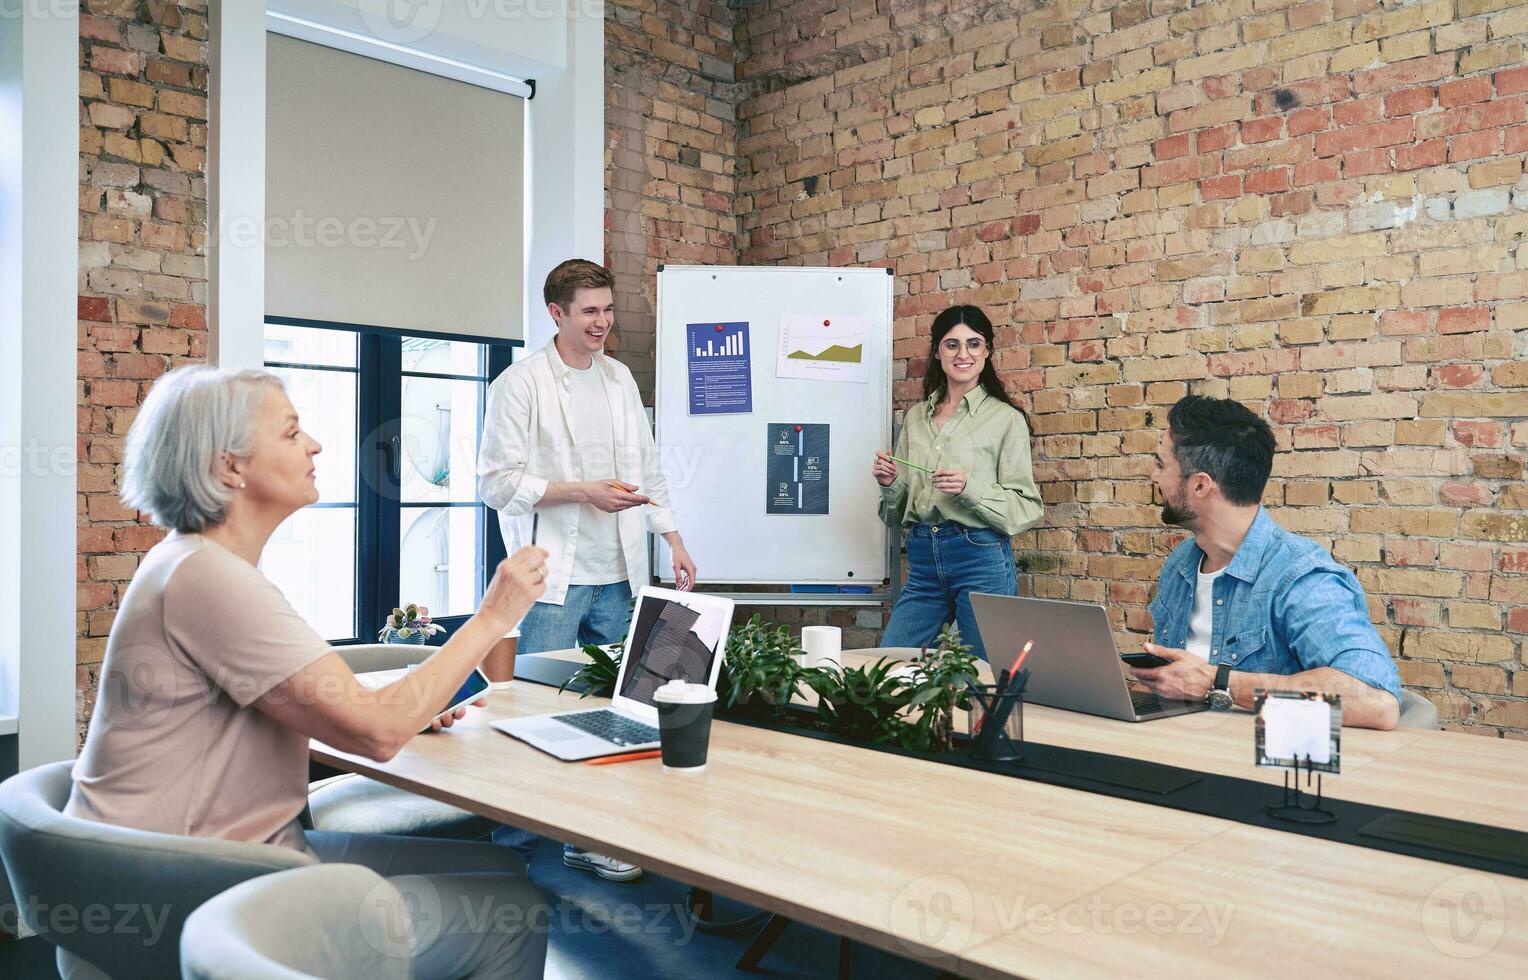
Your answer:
[423,667,491,732]
[1121,652,1171,669]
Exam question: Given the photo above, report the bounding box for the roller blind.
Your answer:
[266,35,524,341]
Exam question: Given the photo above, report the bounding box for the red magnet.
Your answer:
[794,425,802,432]
[823,319,831,326]
[715,324,724,331]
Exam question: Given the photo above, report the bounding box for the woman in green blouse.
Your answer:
[873,305,1043,661]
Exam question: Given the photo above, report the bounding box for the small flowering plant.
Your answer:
[379,603,445,644]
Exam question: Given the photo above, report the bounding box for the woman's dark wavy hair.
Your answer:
[922,305,1023,419]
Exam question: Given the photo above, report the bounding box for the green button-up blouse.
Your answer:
[877,385,1044,537]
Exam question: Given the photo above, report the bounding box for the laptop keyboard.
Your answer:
[553,709,660,746]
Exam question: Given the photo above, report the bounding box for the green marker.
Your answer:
[890,455,933,474]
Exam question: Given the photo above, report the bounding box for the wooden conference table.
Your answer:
[313,651,1528,978]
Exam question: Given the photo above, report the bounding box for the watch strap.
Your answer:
[1214,662,1232,693]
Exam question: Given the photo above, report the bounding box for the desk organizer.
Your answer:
[966,683,1024,763]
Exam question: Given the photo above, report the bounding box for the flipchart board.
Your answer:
[653,265,894,586]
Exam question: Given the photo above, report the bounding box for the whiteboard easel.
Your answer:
[652,265,896,604]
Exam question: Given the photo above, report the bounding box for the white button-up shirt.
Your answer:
[476,340,679,605]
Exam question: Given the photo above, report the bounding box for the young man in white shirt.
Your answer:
[477,258,698,879]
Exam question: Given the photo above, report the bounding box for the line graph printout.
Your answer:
[776,313,870,384]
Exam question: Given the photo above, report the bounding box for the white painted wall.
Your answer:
[524,0,605,352]
[0,2,82,767]
[272,0,570,78]
[209,0,268,371]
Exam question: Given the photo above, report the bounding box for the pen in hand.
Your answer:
[889,454,933,474]
[608,480,650,505]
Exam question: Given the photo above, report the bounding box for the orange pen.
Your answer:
[586,749,662,765]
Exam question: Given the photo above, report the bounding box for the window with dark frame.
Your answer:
[262,318,518,644]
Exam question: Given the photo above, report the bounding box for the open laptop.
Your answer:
[970,593,1207,722]
[493,587,735,760]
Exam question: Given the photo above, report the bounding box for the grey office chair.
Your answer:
[0,761,315,980]
[180,863,412,980]
[1397,688,1440,730]
[306,644,495,841]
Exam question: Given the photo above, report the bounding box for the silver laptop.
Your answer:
[493,587,735,760]
[971,593,1207,723]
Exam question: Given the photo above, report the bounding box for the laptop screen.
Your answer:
[616,589,729,707]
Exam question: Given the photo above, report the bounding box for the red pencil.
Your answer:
[974,641,1034,737]
[1011,640,1035,677]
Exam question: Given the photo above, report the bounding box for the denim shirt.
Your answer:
[1148,509,1402,705]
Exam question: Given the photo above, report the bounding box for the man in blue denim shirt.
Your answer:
[1127,396,1403,730]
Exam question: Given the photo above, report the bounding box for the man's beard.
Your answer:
[1161,491,1197,530]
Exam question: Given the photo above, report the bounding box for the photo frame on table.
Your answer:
[1254,690,1342,775]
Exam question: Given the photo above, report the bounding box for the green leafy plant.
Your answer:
[902,625,980,754]
[809,656,915,744]
[560,642,624,698]
[722,615,810,719]
[552,615,980,758]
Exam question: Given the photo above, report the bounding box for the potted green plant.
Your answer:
[902,625,981,754]
[722,615,811,719]
[553,617,981,759]
[378,603,444,645]
[807,656,915,744]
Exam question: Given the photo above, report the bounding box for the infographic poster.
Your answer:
[776,314,870,384]
[766,423,829,515]
[686,321,752,414]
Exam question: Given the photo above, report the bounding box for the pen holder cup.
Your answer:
[967,684,1025,763]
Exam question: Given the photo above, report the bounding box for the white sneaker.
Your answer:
[562,845,643,882]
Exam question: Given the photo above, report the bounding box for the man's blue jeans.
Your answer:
[880,523,1017,661]
[516,581,634,654]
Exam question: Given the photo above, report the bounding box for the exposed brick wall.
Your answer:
[604,0,887,648]
[76,1,210,744]
[604,0,746,398]
[608,0,1528,736]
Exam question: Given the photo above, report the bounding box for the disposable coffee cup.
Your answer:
[653,680,717,772]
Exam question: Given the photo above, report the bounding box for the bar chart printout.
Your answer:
[766,422,829,515]
[685,321,752,415]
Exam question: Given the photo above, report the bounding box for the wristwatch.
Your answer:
[1205,663,1234,711]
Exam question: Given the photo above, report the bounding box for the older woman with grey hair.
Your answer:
[67,366,551,979]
